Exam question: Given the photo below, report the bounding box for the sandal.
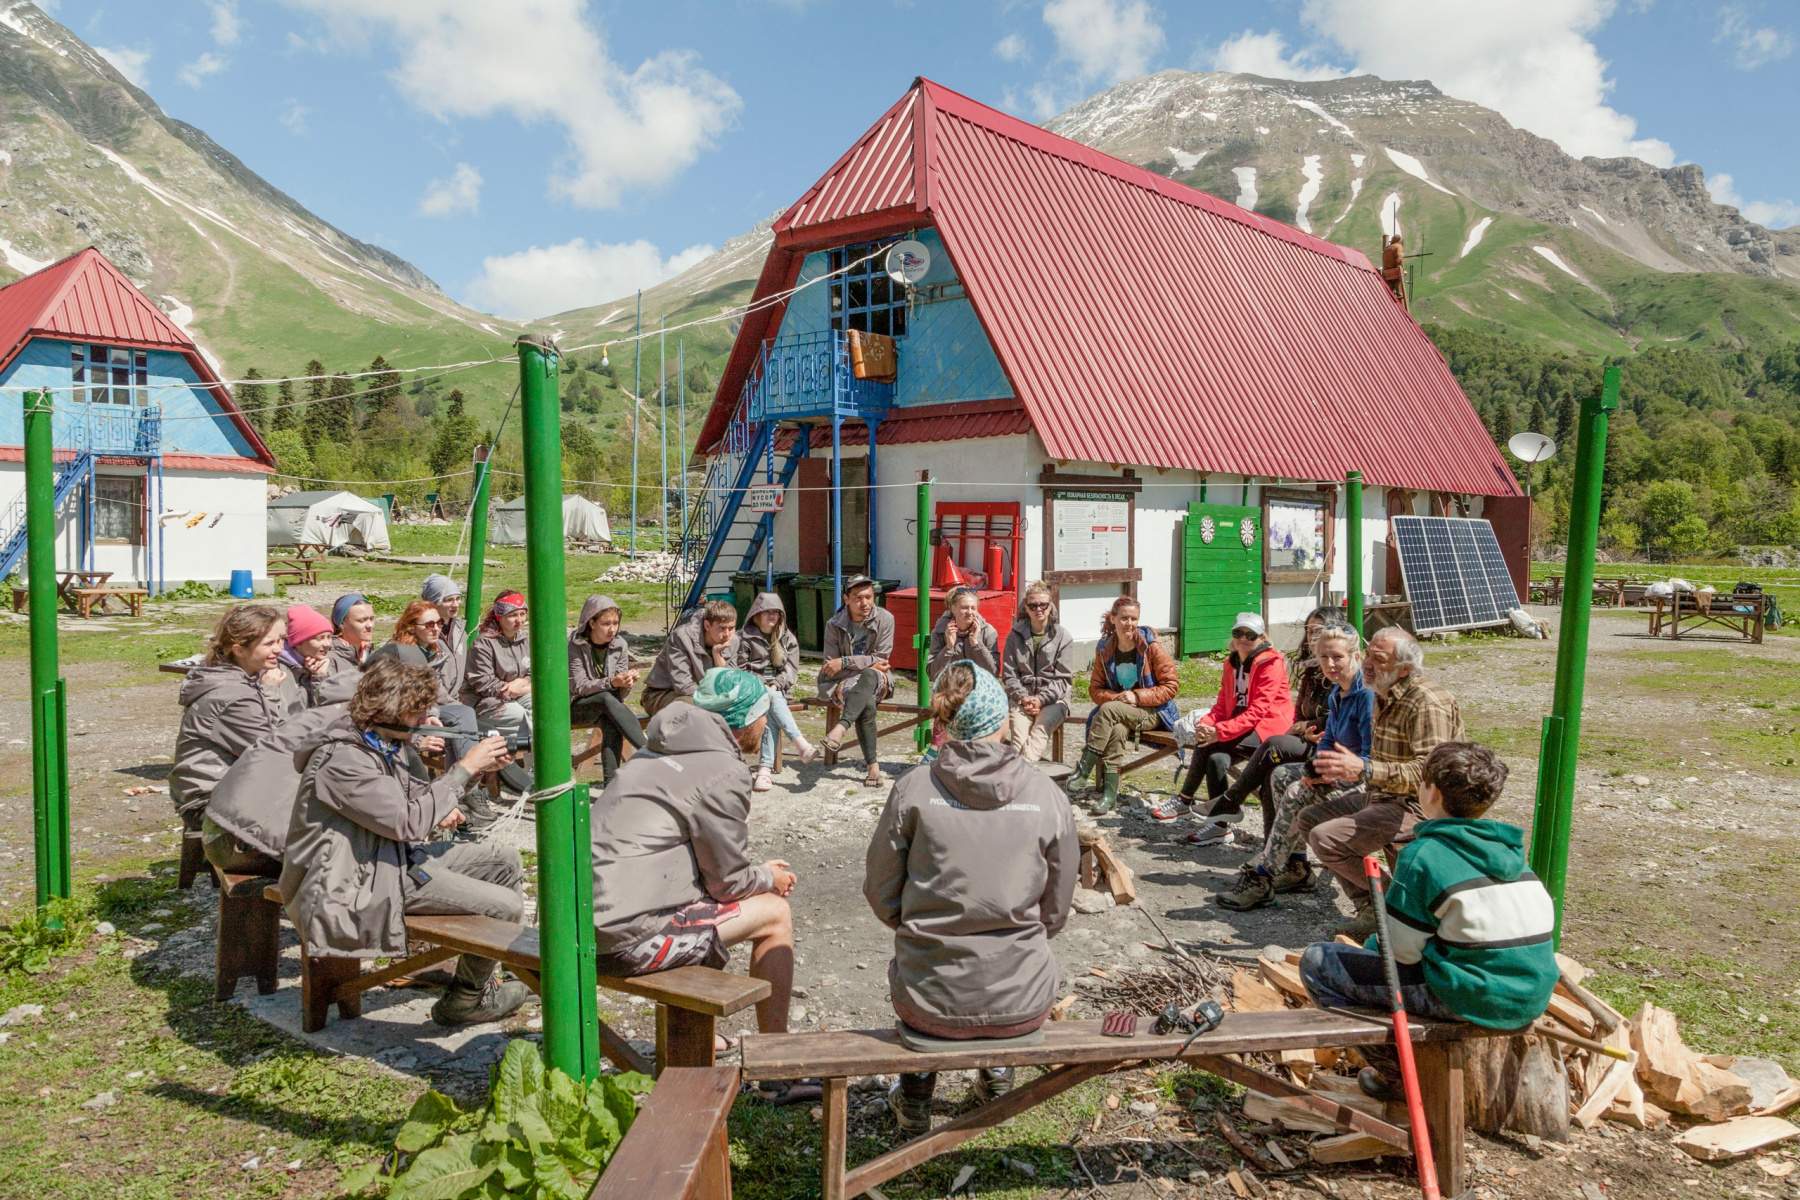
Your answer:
[821,726,846,755]
[713,1033,741,1057]
[865,764,883,788]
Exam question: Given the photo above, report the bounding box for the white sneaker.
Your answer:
[793,737,818,764]
[753,766,773,792]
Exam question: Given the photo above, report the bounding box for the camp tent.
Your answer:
[491,494,613,546]
[267,490,392,551]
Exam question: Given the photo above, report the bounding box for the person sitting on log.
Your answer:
[735,592,816,792]
[641,598,738,717]
[864,660,1079,1132]
[327,593,377,673]
[818,575,896,789]
[462,590,535,795]
[277,654,529,1027]
[589,668,801,1088]
[1298,741,1556,1100]
[1000,581,1075,764]
[1067,595,1179,814]
[569,594,647,785]
[1213,622,1373,910]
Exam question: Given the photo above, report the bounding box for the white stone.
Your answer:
[94,921,116,936]
[0,1004,43,1026]
[80,1091,117,1110]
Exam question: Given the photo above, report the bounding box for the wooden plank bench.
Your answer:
[572,710,784,774]
[213,865,282,1000]
[264,888,768,1077]
[69,586,147,618]
[795,698,934,767]
[743,1007,1512,1200]
[589,1065,737,1200]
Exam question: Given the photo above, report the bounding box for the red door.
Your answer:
[797,457,829,573]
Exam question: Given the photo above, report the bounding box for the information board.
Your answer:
[1051,491,1132,572]
[744,484,785,514]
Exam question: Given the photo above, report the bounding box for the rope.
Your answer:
[474,777,578,846]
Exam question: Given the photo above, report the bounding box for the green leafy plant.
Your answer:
[340,1039,650,1199]
[0,896,93,975]
[154,578,227,602]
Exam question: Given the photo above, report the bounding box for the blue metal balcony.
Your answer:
[748,330,894,424]
[53,402,162,456]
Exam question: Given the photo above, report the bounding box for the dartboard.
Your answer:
[1199,516,1216,544]
[1239,518,1256,547]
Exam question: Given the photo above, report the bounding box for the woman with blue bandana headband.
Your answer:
[863,661,1079,1133]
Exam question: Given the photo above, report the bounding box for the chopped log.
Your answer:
[1544,990,1598,1038]
[1674,1117,1800,1162]
[1050,993,1079,1021]
[1216,1113,1274,1167]
[1464,1034,1570,1141]
[1243,1091,1340,1135]
[1687,1062,1757,1121]
[1555,952,1591,985]
[1258,954,1313,1005]
[1230,970,1287,1013]
[1088,836,1137,905]
[1574,1056,1634,1129]
[1630,1003,1754,1118]
[1756,1084,1800,1117]
[1310,1132,1411,1163]
[1605,1071,1653,1130]
[1557,972,1623,1033]
[1585,1024,1633,1099]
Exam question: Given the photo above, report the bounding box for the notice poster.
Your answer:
[1052,491,1131,571]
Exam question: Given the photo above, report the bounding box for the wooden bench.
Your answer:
[69,586,147,618]
[267,560,321,586]
[743,1008,1510,1200]
[589,1065,737,1200]
[213,865,281,1000]
[572,710,785,774]
[265,889,768,1077]
[1649,592,1766,644]
[795,698,934,767]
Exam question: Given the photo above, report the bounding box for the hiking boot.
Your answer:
[1092,767,1123,814]
[1186,821,1230,846]
[1216,866,1274,911]
[753,766,773,792]
[1333,895,1378,940]
[970,1066,1016,1102]
[1066,748,1099,797]
[888,1079,934,1133]
[1270,858,1315,893]
[430,977,533,1027]
[459,782,502,830]
[1358,1066,1405,1102]
[1146,796,1194,822]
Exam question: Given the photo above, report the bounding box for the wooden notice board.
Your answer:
[1038,466,1142,588]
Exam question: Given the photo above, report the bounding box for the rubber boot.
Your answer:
[1066,748,1099,797]
[1092,766,1123,814]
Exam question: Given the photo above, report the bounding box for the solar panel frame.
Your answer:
[1391,516,1521,634]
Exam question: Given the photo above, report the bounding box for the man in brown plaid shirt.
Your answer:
[1297,626,1464,936]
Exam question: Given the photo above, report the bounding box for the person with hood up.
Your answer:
[641,599,738,717]
[1147,613,1295,832]
[735,592,816,792]
[279,604,358,707]
[422,574,468,670]
[203,702,345,877]
[590,668,799,1076]
[278,655,529,1027]
[1299,742,1556,1101]
[999,581,1074,764]
[328,594,377,674]
[463,590,534,794]
[818,575,895,789]
[1068,595,1179,814]
[569,594,647,784]
[172,604,305,863]
[865,660,1079,1132]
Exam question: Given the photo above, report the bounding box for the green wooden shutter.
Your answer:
[1180,502,1262,656]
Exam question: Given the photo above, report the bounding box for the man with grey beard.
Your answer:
[1291,626,1465,937]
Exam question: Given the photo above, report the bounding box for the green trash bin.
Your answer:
[772,572,800,633]
[792,574,833,653]
[874,578,902,609]
[729,571,760,625]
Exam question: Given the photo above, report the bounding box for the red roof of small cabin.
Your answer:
[700,78,1520,499]
[0,247,276,472]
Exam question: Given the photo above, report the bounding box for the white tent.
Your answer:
[491,494,613,546]
[267,490,392,551]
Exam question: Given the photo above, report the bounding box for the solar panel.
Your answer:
[1391,516,1521,634]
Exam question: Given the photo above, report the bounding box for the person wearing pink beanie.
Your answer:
[281,605,354,706]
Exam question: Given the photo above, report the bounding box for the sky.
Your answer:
[43,0,1800,321]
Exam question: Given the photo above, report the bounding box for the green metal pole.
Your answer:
[1345,470,1364,638]
[24,390,70,906]
[1529,366,1618,943]
[915,470,932,751]
[464,445,493,640]
[516,335,598,1080]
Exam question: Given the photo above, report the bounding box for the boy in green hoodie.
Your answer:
[1299,742,1557,1099]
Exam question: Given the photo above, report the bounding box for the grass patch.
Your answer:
[1581,949,1800,1075]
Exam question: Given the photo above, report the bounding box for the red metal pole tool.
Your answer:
[1364,855,1440,1200]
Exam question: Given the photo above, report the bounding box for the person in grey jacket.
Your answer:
[278,656,527,1027]
[736,591,816,792]
[818,576,895,788]
[569,594,646,783]
[203,704,344,877]
[327,594,376,675]
[864,660,1079,1131]
[999,581,1075,763]
[926,586,1000,679]
[422,573,467,671]
[463,590,534,794]
[642,599,737,716]
[172,605,305,862]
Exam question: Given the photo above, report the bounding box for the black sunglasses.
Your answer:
[1025,601,1051,611]
[1230,628,1259,639]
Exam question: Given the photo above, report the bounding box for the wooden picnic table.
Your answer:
[10,570,114,613]
[1648,591,1766,644]
[69,586,148,618]
[267,557,321,585]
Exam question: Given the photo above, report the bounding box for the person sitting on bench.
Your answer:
[818,575,896,789]
[328,594,376,673]
[924,585,999,758]
[391,598,497,827]
[641,599,737,717]
[1299,742,1556,1100]
[864,660,1078,1132]
[463,590,535,795]
[1149,612,1293,830]
[203,702,345,877]
[569,593,646,784]
[1068,595,1178,814]
[1000,581,1074,764]
[590,668,799,1062]
[736,592,816,792]
[422,574,468,673]
[279,604,357,707]
[279,655,529,1027]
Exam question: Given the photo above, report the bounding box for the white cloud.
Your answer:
[179,51,229,86]
[464,237,714,321]
[1043,0,1163,83]
[418,162,482,216]
[1707,172,1800,230]
[1716,4,1793,69]
[280,101,310,134]
[211,1,241,46]
[95,45,150,87]
[1297,0,1675,166]
[283,0,741,210]
[1203,29,1346,80]
[995,33,1029,63]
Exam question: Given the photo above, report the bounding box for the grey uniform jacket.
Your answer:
[590,705,774,953]
[864,739,1078,1029]
[170,664,304,817]
[326,637,369,675]
[424,639,465,708]
[569,594,632,700]
[818,604,895,705]
[644,606,734,696]
[277,713,474,957]
[1000,613,1076,707]
[735,593,799,696]
[205,704,346,860]
[926,611,1000,681]
[293,659,359,707]
[463,629,530,717]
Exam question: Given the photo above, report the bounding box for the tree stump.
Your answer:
[1464,1033,1570,1141]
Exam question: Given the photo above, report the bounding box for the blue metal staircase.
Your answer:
[0,451,95,582]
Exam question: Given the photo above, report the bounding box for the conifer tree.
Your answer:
[300,361,328,450]
[234,367,268,432]
[272,378,297,432]
[427,389,479,480]
[1527,397,1550,436]
[362,355,403,423]
[1493,401,1516,449]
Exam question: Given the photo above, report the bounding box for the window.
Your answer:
[828,243,908,337]
[94,475,145,545]
[72,344,149,406]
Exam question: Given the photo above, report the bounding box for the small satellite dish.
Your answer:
[886,239,931,284]
[1508,431,1556,463]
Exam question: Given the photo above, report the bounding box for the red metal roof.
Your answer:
[704,79,1519,498]
[0,247,277,470]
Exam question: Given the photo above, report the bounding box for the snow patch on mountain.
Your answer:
[1579,204,1609,226]
[1168,147,1206,172]
[0,236,51,275]
[1460,217,1493,258]
[1295,156,1324,233]
[1351,153,1365,168]
[1533,246,1580,278]
[1233,167,1258,211]
[1282,96,1352,136]
[1382,147,1455,196]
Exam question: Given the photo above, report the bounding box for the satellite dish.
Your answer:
[886,239,931,284]
[1508,431,1556,464]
